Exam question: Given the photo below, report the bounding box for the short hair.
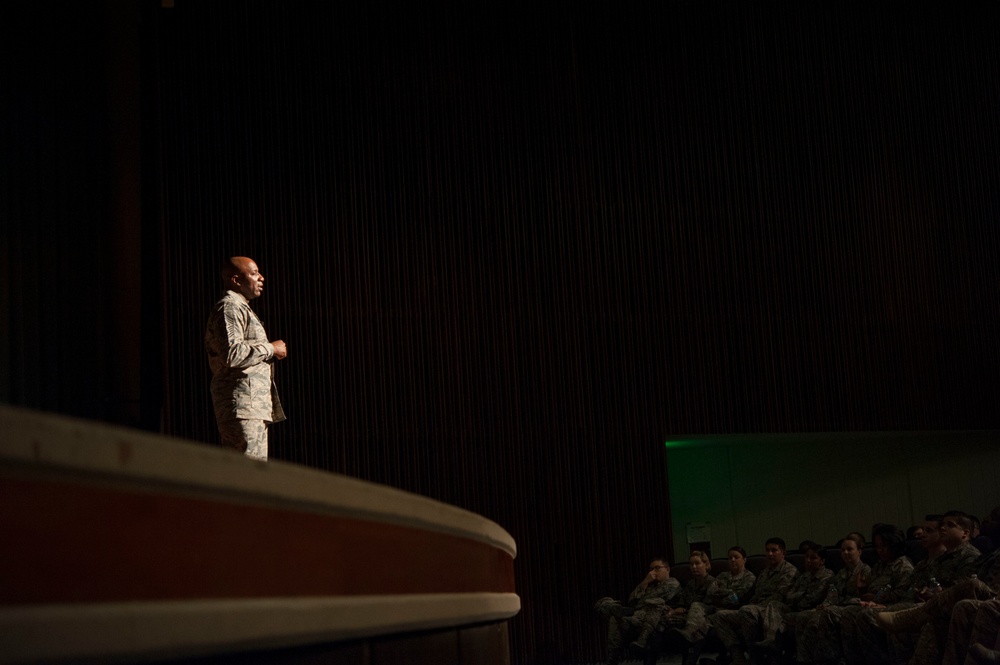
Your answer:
[728,546,748,559]
[689,550,711,570]
[943,512,974,533]
[872,524,907,559]
[220,258,242,283]
[765,537,787,551]
[651,557,671,567]
[798,540,826,559]
[842,532,865,549]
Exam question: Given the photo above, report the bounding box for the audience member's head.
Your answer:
[799,540,827,572]
[840,532,864,567]
[764,537,787,567]
[921,514,945,552]
[648,558,671,582]
[728,546,748,574]
[940,512,973,549]
[906,525,925,541]
[872,523,906,561]
[689,550,711,578]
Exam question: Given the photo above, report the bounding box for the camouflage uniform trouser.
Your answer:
[605,605,662,662]
[840,604,892,664]
[892,579,996,665]
[942,598,1000,665]
[761,600,793,640]
[219,418,268,460]
[712,605,767,656]
[796,605,850,664]
[682,601,717,641]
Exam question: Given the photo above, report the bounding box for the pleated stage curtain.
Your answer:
[7,2,998,663]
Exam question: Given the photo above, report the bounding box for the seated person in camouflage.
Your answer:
[636,550,717,658]
[595,557,681,665]
[706,546,757,610]
[838,524,914,664]
[942,597,1000,665]
[834,515,942,665]
[877,513,986,665]
[901,515,948,604]
[710,537,799,665]
[661,546,756,665]
[755,540,833,654]
[795,532,872,665]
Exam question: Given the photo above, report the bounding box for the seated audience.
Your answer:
[755,540,833,660]
[709,537,798,665]
[795,532,871,664]
[881,511,983,664]
[595,557,681,665]
[646,550,716,664]
[839,524,914,664]
[668,546,756,665]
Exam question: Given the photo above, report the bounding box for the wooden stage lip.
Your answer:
[0,405,519,663]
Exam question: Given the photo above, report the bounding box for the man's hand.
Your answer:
[272,340,287,360]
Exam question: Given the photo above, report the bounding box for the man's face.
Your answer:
[921,520,941,549]
[649,560,670,582]
[804,550,824,573]
[939,518,970,549]
[764,543,785,567]
[233,260,264,300]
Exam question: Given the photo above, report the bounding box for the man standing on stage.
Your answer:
[205,256,287,460]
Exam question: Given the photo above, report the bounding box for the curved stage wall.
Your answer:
[0,405,519,664]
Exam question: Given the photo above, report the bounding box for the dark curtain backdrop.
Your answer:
[5,1,1000,664]
[147,4,1000,662]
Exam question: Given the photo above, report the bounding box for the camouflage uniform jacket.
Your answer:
[674,574,717,608]
[748,559,798,605]
[823,561,871,605]
[783,566,833,611]
[974,548,1000,592]
[900,554,940,603]
[932,542,981,587]
[205,290,286,425]
[856,556,913,605]
[627,577,681,607]
[707,569,757,608]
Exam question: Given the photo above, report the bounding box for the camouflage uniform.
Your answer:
[795,560,871,664]
[711,560,798,662]
[706,569,758,609]
[941,598,1000,665]
[889,543,979,663]
[674,575,718,609]
[839,556,915,664]
[601,577,682,663]
[760,565,833,642]
[675,569,756,655]
[205,290,286,460]
[896,548,996,665]
[665,575,717,640]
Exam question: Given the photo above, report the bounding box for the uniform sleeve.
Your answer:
[217,302,274,369]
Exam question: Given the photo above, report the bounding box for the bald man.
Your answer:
[204,257,287,460]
